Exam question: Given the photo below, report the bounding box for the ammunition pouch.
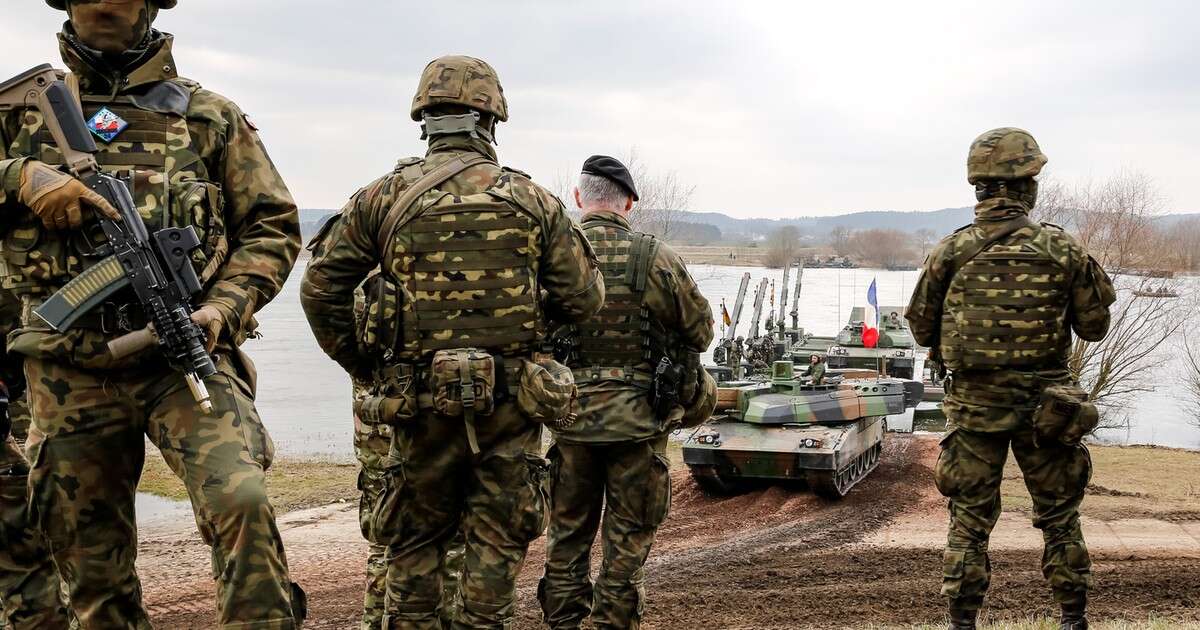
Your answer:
[431,348,496,454]
[1034,384,1099,447]
[517,354,578,430]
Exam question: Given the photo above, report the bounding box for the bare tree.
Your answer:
[1182,335,1200,429]
[1033,170,1168,273]
[1035,171,1194,431]
[623,148,696,241]
[847,229,918,268]
[914,228,938,259]
[1067,276,1189,429]
[829,225,852,257]
[764,225,802,268]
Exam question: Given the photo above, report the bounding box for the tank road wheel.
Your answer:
[689,465,745,495]
[809,445,883,500]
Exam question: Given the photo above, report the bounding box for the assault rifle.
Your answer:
[0,65,216,411]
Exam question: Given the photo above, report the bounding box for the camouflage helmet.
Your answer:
[46,0,177,9]
[967,127,1048,184]
[411,55,508,123]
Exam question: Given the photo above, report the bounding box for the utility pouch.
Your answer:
[431,348,495,454]
[1034,384,1099,446]
[353,366,418,427]
[517,353,578,430]
[649,357,686,422]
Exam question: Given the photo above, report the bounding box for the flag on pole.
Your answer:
[721,299,732,328]
[863,278,880,348]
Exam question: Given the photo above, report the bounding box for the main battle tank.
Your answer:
[821,306,917,379]
[684,361,922,499]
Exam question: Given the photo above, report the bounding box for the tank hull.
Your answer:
[683,415,886,498]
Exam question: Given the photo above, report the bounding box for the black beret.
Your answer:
[581,155,639,201]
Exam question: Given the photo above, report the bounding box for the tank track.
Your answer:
[807,442,882,499]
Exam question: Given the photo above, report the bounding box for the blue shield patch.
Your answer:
[86,107,129,143]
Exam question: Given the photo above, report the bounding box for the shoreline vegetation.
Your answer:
[138,441,1200,517]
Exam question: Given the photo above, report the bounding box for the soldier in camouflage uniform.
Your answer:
[302,56,603,629]
[1,283,72,630]
[537,156,715,630]
[0,1,305,626]
[348,280,463,629]
[906,128,1116,630]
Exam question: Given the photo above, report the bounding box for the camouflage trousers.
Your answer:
[936,399,1093,611]
[23,354,302,629]
[355,427,464,629]
[373,402,548,629]
[1,430,72,630]
[538,435,672,630]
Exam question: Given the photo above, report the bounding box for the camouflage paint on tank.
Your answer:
[683,370,920,492]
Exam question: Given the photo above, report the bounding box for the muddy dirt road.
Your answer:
[138,435,1200,628]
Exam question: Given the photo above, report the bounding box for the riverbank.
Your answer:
[134,436,1200,628]
[139,448,360,514]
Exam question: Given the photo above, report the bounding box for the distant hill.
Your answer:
[681,207,975,240]
[299,207,1198,244]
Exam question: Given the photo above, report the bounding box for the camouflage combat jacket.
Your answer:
[0,32,300,368]
[906,198,1115,427]
[555,211,713,444]
[300,134,603,383]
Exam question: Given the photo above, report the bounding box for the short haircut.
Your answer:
[577,172,631,209]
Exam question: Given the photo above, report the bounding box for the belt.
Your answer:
[571,366,654,386]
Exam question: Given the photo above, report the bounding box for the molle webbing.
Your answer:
[388,179,541,361]
[940,224,1071,371]
[37,103,171,169]
[570,221,663,371]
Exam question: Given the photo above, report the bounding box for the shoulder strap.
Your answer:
[627,232,659,292]
[949,215,1037,278]
[376,154,491,251]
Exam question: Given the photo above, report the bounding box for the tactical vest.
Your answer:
[939,226,1072,371]
[564,218,665,374]
[380,159,543,363]
[2,79,225,299]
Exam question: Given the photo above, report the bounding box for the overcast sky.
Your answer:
[3,1,1197,217]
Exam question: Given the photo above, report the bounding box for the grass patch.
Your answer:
[1001,444,1200,521]
[138,448,360,514]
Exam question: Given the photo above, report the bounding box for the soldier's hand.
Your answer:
[18,161,120,230]
[191,304,225,353]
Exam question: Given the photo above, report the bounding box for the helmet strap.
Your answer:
[420,112,496,145]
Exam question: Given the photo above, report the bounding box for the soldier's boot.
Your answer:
[1060,601,1087,630]
[948,607,978,630]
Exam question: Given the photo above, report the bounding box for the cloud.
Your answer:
[2,1,1196,216]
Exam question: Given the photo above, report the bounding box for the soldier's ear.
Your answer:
[624,196,634,213]
[573,188,583,210]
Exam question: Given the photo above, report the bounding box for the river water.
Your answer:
[245,262,1200,459]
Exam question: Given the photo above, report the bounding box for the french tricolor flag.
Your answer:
[863,278,880,349]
